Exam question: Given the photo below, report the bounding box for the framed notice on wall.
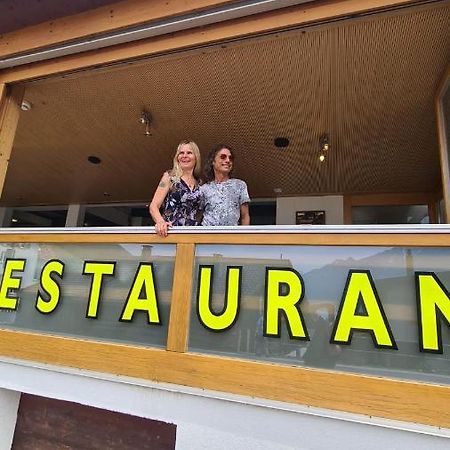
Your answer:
[295,210,326,225]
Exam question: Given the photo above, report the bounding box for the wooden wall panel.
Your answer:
[12,394,176,450]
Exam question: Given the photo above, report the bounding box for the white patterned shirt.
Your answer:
[201,179,250,226]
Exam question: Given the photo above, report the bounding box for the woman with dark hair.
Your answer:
[201,144,250,226]
[149,140,203,237]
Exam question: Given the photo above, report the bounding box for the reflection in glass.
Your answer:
[189,245,450,385]
[0,242,175,348]
[352,204,429,224]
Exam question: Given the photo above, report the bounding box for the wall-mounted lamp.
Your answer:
[318,133,330,162]
[140,110,152,136]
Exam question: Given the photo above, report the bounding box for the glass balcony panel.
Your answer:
[189,244,450,385]
[0,242,175,348]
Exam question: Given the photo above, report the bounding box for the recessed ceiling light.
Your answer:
[274,137,289,148]
[11,218,18,223]
[88,156,101,164]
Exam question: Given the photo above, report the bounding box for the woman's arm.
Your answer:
[149,172,171,237]
[238,180,250,226]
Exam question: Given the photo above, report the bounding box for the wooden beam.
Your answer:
[0,328,449,428]
[436,64,450,223]
[0,0,239,59]
[0,0,423,84]
[167,243,196,352]
[0,232,450,246]
[0,85,24,197]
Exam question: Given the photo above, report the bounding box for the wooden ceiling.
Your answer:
[3,2,450,207]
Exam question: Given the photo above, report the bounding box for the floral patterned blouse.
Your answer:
[162,176,203,226]
[201,178,250,226]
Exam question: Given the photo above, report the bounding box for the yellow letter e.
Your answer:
[0,259,26,310]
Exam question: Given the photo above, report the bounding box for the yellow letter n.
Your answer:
[416,272,450,354]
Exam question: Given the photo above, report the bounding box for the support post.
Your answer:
[0,84,24,200]
[0,388,20,449]
[436,65,450,222]
[167,243,196,352]
[65,204,86,227]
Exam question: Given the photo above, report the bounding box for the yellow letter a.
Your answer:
[120,263,160,324]
[331,270,397,349]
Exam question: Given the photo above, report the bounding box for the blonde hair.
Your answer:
[171,140,201,180]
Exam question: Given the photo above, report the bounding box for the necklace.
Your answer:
[182,176,196,190]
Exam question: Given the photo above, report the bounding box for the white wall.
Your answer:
[0,358,448,450]
[0,387,20,450]
[276,195,344,225]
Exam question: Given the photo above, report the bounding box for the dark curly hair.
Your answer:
[203,144,235,182]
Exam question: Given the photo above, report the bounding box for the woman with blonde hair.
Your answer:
[149,140,203,237]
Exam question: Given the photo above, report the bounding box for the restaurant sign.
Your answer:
[0,246,449,352]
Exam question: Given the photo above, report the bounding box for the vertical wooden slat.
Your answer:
[436,64,450,223]
[0,83,8,130]
[343,195,353,224]
[0,84,24,197]
[428,198,438,224]
[166,243,195,352]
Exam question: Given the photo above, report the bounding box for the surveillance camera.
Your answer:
[20,100,32,111]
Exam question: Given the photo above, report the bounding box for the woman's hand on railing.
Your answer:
[155,220,171,237]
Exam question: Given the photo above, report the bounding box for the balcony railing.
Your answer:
[0,225,449,428]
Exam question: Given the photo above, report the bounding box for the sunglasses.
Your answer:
[219,153,234,161]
